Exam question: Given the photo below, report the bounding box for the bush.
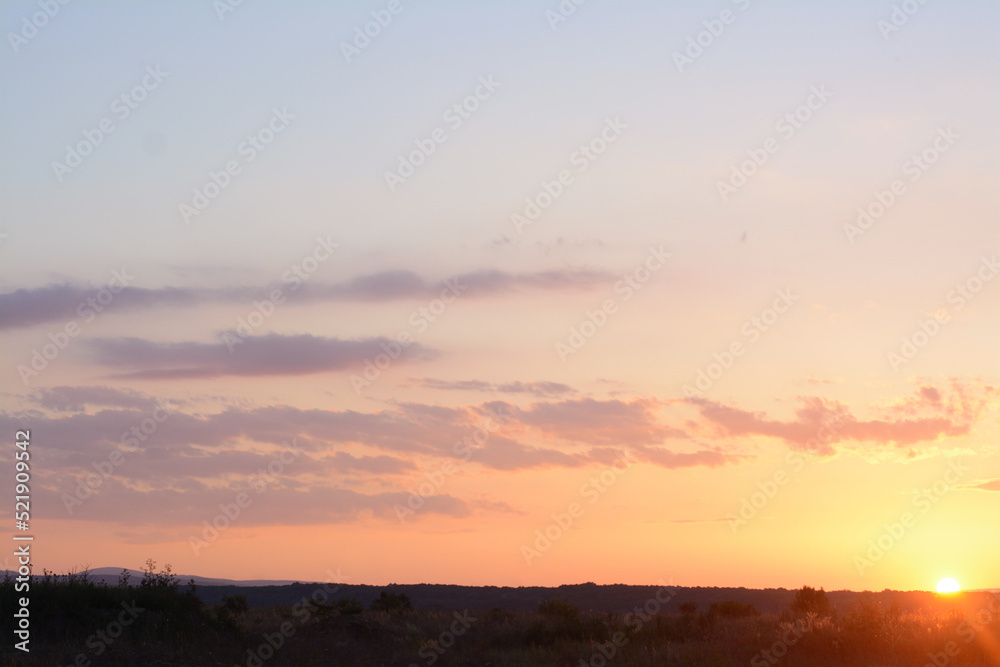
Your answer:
[523,600,607,644]
[139,558,177,588]
[0,560,232,663]
[222,593,250,615]
[538,599,581,621]
[371,590,412,613]
[791,585,832,616]
[335,597,364,614]
[709,600,759,619]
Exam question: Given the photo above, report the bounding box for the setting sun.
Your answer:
[936,578,961,594]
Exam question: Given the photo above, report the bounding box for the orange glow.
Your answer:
[936,578,961,594]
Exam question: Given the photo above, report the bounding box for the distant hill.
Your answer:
[3,566,296,587]
[9,569,994,614]
[191,581,995,615]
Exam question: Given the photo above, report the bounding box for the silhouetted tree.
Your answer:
[709,600,759,618]
[679,601,697,614]
[335,597,364,614]
[371,590,412,612]
[791,586,832,616]
[222,594,249,615]
[538,599,580,621]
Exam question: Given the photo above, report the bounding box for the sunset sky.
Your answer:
[1,0,998,593]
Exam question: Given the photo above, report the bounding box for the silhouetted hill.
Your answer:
[2,567,296,587]
[192,581,977,615]
[15,569,991,615]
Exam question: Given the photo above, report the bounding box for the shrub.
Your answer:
[335,597,364,615]
[538,599,581,621]
[222,593,250,615]
[525,600,608,644]
[371,590,412,613]
[709,600,759,619]
[140,558,177,588]
[791,585,832,616]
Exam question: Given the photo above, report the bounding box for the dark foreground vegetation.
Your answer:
[3,565,999,666]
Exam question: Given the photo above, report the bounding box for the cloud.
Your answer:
[36,483,473,527]
[0,389,756,528]
[87,333,438,379]
[515,398,686,446]
[442,269,611,295]
[0,393,740,497]
[321,452,416,475]
[631,445,747,469]
[33,386,165,412]
[0,268,615,330]
[888,380,995,422]
[961,479,1000,493]
[648,517,731,524]
[471,435,584,471]
[688,393,973,455]
[401,378,576,398]
[0,283,224,331]
[919,385,943,406]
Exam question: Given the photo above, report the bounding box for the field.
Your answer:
[3,569,999,666]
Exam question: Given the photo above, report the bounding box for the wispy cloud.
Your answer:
[88,333,438,379]
[33,385,169,412]
[687,386,979,454]
[513,398,687,446]
[960,479,1000,493]
[401,378,576,398]
[0,268,614,330]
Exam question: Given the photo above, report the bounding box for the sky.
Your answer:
[0,0,998,592]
